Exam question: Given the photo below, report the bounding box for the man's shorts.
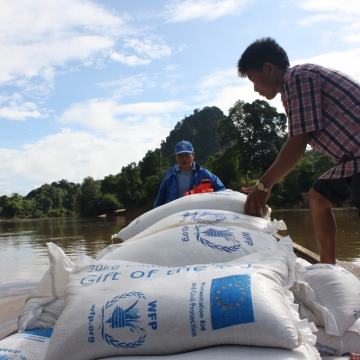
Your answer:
[312,172,360,212]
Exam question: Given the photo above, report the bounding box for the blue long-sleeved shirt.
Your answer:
[153,163,225,208]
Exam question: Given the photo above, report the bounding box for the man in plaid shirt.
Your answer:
[237,37,360,264]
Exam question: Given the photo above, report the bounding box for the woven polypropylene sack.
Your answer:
[17,243,73,331]
[104,224,287,267]
[45,252,314,360]
[291,263,360,336]
[112,209,278,244]
[99,343,321,360]
[0,328,53,360]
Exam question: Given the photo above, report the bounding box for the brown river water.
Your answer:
[0,208,359,339]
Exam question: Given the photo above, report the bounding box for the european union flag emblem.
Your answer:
[210,274,254,330]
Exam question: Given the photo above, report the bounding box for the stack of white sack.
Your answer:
[292,259,360,356]
[1,242,322,360]
[44,249,319,360]
[17,242,74,332]
[113,190,278,242]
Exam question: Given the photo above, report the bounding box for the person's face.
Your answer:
[245,63,279,100]
[175,152,195,172]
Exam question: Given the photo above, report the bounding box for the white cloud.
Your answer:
[96,73,156,98]
[297,0,360,43]
[299,0,360,14]
[209,84,284,115]
[195,68,285,115]
[298,13,345,27]
[57,98,183,132]
[343,34,360,43]
[114,100,183,115]
[0,0,128,88]
[0,94,46,120]
[293,48,360,81]
[124,37,172,59]
[110,52,151,66]
[164,64,180,72]
[196,68,239,89]
[165,0,252,22]
[110,37,172,66]
[0,124,173,196]
[0,0,175,129]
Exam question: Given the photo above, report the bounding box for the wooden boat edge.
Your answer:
[274,234,320,264]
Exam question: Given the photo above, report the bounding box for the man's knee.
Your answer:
[308,188,332,209]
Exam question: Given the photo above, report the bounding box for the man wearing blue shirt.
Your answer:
[154,141,225,208]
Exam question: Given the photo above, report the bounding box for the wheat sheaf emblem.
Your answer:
[195,225,241,253]
[101,292,146,349]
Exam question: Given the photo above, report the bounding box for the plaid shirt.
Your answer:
[282,64,360,179]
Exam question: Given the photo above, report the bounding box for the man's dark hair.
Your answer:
[237,37,290,77]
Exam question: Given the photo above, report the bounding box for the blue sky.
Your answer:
[1,0,360,196]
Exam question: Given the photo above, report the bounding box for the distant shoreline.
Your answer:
[1,206,357,221]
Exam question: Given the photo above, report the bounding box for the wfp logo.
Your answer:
[101,292,147,349]
[191,211,226,225]
[195,225,241,253]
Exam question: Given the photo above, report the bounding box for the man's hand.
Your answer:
[242,185,271,217]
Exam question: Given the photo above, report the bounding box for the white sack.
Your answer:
[291,263,360,336]
[315,327,343,357]
[314,317,360,357]
[96,244,123,260]
[102,224,287,267]
[45,251,314,360]
[0,328,53,360]
[100,343,321,360]
[115,191,271,241]
[296,258,312,267]
[17,242,74,331]
[112,209,282,243]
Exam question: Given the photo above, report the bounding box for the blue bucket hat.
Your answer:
[175,141,194,155]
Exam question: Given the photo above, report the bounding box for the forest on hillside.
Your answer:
[0,99,336,219]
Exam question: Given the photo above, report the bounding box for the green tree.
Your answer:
[98,193,123,214]
[281,156,313,207]
[117,163,144,208]
[0,193,26,218]
[142,173,167,205]
[0,195,11,211]
[204,147,242,188]
[100,174,120,195]
[160,106,225,166]
[35,193,53,214]
[218,99,287,183]
[312,152,334,180]
[138,149,170,182]
[7,201,23,218]
[58,180,82,215]
[78,177,101,216]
